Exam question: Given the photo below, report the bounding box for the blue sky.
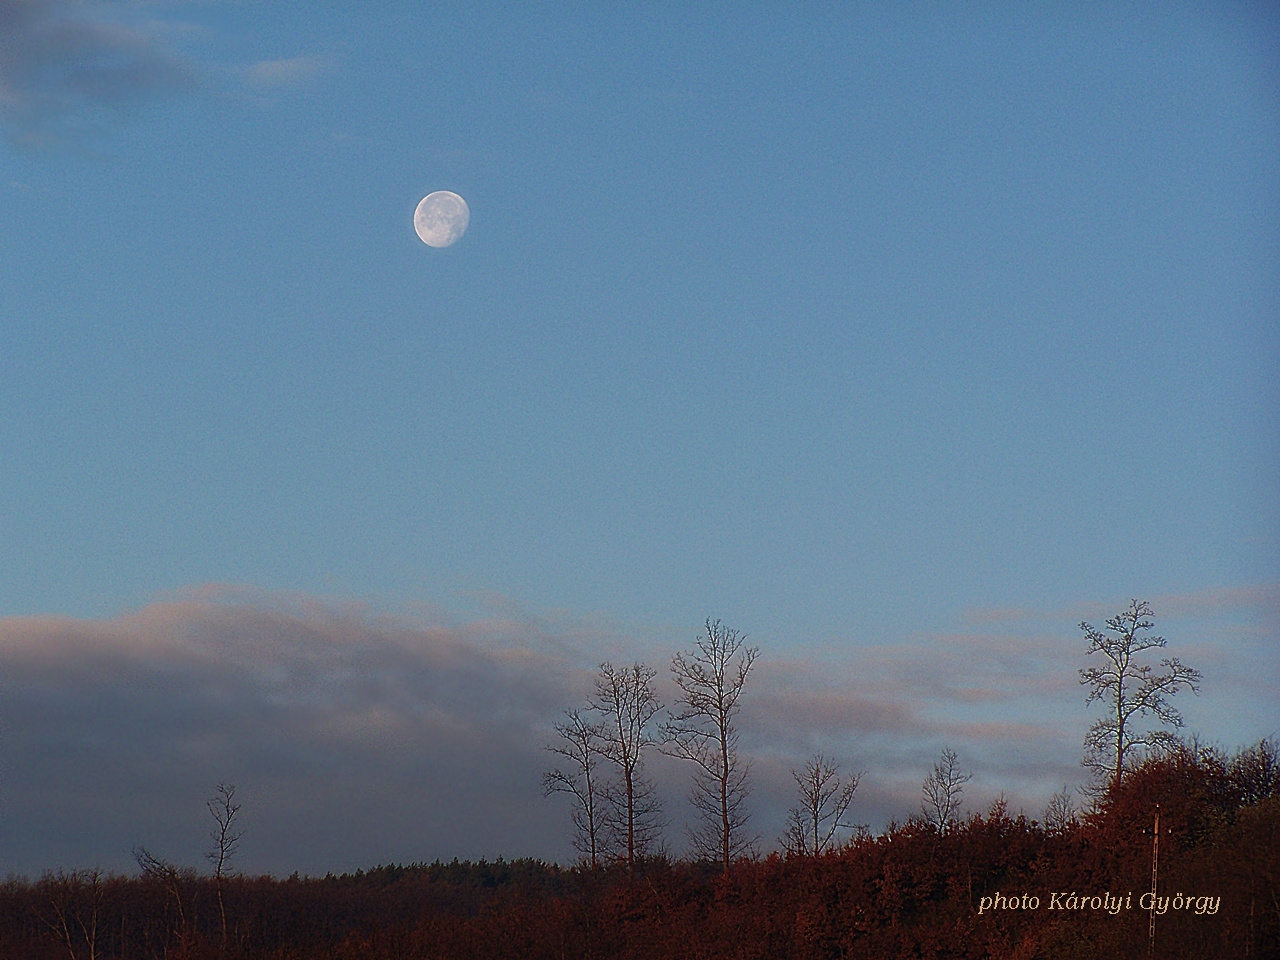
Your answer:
[1,2,1277,875]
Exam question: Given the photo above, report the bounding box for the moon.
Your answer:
[414,191,470,248]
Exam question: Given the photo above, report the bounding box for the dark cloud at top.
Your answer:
[0,0,195,147]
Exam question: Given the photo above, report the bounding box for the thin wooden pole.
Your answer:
[1149,804,1160,959]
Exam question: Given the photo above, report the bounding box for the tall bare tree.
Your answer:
[1079,600,1202,793]
[589,661,663,874]
[542,708,609,869]
[921,747,971,833]
[781,754,861,857]
[206,782,243,958]
[662,619,759,871]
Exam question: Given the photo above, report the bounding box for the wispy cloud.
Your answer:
[1146,583,1280,621]
[0,0,197,147]
[962,583,1280,628]
[960,605,1040,626]
[244,55,327,89]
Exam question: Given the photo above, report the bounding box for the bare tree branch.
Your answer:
[133,846,196,955]
[36,869,104,960]
[542,709,610,869]
[662,619,760,871]
[588,662,664,874]
[921,747,971,834]
[1042,784,1077,835]
[782,754,862,857]
[1079,600,1202,793]
[206,782,243,958]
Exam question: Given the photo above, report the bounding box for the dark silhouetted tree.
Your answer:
[1227,736,1280,805]
[662,619,759,871]
[921,747,971,833]
[590,662,664,874]
[1079,600,1202,793]
[36,868,104,960]
[206,781,243,958]
[133,845,196,955]
[542,708,609,869]
[1042,784,1077,834]
[782,753,861,856]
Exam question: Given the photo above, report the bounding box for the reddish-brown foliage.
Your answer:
[4,743,1276,959]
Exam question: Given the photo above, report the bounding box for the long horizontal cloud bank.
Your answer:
[2,584,1275,877]
[1,587,584,876]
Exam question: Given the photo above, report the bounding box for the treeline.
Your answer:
[4,740,1277,960]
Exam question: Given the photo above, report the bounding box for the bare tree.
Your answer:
[598,774,665,866]
[589,661,663,874]
[206,782,243,958]
[921,747,971,833]
[781,754,862,857]
[133,846,196,955]
[36,868,104,960]
[1042,784,1077,834]
[1079,600,1202,793]
[542,708,609,869]
[662,619,759,871]
[1228,737,1280,805]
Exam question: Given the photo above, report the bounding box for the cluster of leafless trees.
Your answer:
[541,662,666,875]
[546,601,1203,867]
[545,619,873,871]
[543,620,765,874]
[104,782,244,960]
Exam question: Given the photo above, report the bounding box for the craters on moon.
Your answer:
[414,191,470,248]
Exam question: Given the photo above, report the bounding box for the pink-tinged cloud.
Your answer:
[245,56,326,87]
[960,605,1041,626]
[963,583,1280,629]
[1145,583,1280,621]
[750,683,922,744]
